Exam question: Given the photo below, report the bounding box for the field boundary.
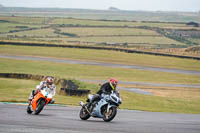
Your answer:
[0,41,200,60]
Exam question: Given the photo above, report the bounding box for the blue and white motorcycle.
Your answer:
[79,90,122,122]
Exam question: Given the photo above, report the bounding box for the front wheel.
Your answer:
[34,99,46,115]
[27,105,33,114]
[79,106,91,120]
[103,106,117,122]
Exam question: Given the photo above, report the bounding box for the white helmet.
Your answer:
[46,77,54,85]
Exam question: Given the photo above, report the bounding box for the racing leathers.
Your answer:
[28,81,56,104]
[97,82,114,95]
[88,82,114,110]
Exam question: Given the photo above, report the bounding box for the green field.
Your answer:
[64,36,183,44]
[0,16,47,24]
[2,16,199,49]
[1,16,188,28]
[49,18,188,28]
[0,22,43,33]
[59,27,160,36]
[1,28,60,37]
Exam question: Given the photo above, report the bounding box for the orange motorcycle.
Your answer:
[27,87,53,115]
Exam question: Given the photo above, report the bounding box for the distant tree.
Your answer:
[108,7,120,11]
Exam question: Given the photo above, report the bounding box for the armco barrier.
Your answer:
[60,88,90,96]
[0,73,45,80]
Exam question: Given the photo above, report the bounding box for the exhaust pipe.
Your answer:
[79,101,91,115]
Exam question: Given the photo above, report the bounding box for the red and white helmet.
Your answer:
[46,77,54,85]
[109,78,118,90]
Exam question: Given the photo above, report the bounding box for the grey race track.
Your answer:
[0,103,200,133]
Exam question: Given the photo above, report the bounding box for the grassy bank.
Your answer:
[0,78,200,114]
[120,90,200,114]
[0,58,200,85]
[0,45,200,71]
[0,77,94,104]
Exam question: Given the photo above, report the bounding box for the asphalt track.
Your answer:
[0,103,200,133]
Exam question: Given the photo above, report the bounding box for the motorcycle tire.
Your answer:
[34,99,46,115]
[103,106,117,122]
[80,106,90,120]
[27,105,33,114]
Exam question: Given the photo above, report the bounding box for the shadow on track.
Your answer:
[77,119,117,124]
[26,113,54,117]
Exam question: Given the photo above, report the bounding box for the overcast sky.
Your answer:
[0,0,199,12]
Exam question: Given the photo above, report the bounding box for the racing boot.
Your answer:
[48,99,55,104]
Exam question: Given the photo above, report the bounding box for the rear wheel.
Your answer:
[103,106,117,122]
[34,99,46,115]
[80,105,91,120]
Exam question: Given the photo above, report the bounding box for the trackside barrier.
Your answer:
[0,41,200,60]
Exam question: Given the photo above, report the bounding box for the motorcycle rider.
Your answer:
[28,76,56,105]
[87,78,118,110]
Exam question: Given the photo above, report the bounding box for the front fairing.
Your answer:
[91,98,107,118]
[32,88,53,111]
[109,91,122,105]
[41,88,53,99]
[89,91,121,118]
[32,92,45,111]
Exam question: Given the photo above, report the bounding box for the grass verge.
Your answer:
[0,45,200,71]
[120,90,200,114]
[0,58,200,84]
[0,78,200,114]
